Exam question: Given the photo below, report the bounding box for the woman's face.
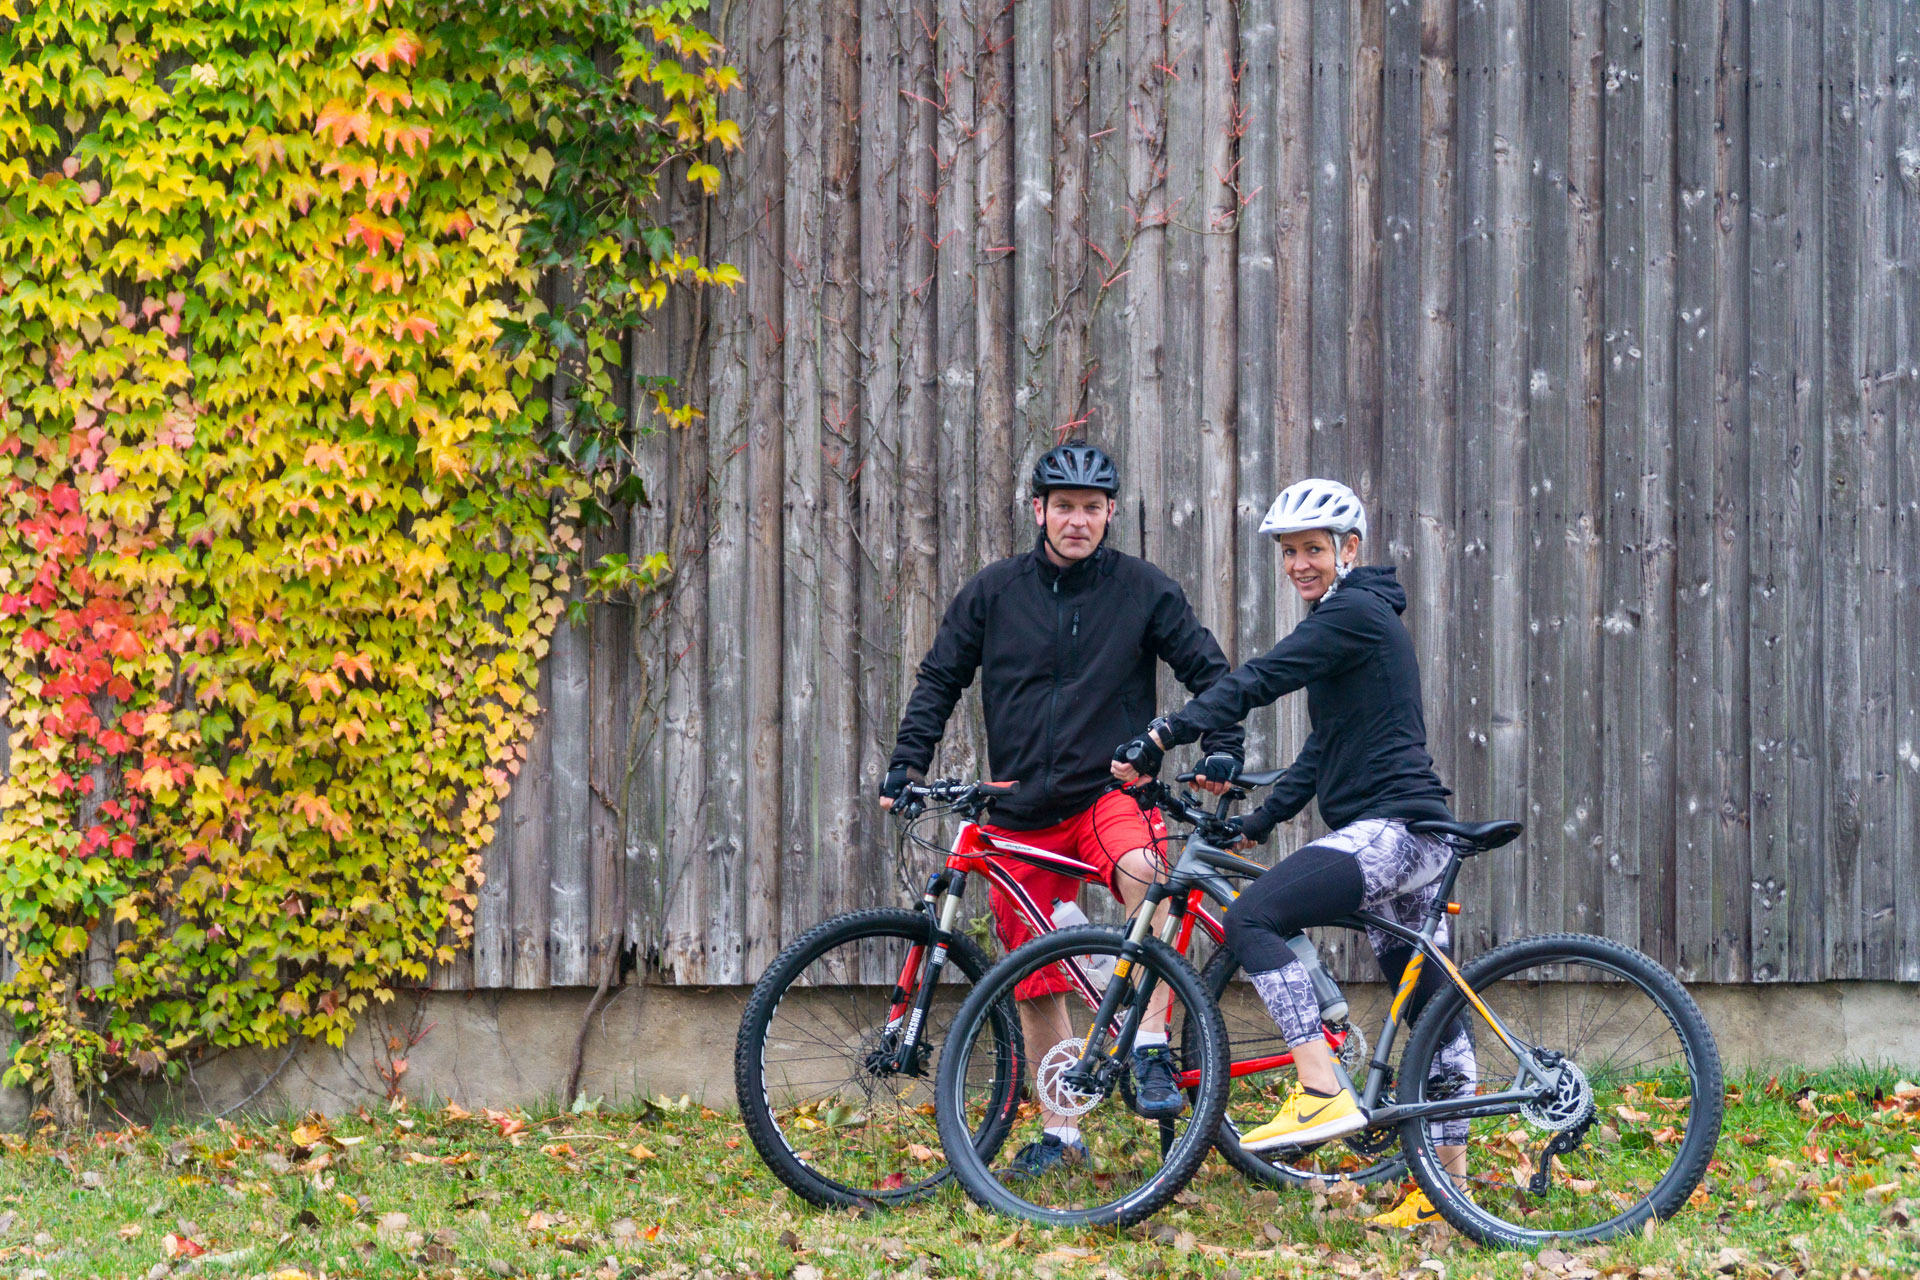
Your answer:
[1278,529,1359,603]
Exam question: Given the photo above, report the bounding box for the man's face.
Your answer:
[1033,489,1114,561]
[1278,528,1359,603]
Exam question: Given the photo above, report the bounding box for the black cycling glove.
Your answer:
[1223,807,1278,846]
[1194,752,1242,787]
[880,765,922,802]
[1113,718,1173,777]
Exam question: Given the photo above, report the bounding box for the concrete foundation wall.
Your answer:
[5,981,1918,1126]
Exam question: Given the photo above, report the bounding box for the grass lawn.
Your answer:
[1,1068,1916,1280]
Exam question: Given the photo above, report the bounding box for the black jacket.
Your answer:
[891,535,1243,830]
[1160,566,1452,840]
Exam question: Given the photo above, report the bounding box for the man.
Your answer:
[880,442,1244,1179]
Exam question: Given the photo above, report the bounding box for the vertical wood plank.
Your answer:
[782,0,827,946]
[1525,0,1570,948]
[1450,0,1496,954]
[978,0,1018,557]
[1308,0,1350,479]
[1236,0,1278,757]
[1674,0,1727,976]
[1710,0,1753,983]
[1564,0,1606,946]
[1086,0,1132,458]
[1412,0,1457,838]
[1821,0,1865,981]
[937,0,981,617]
[1013,0,1055,459]
[1346,0,1384,499]
[1161,0,1205,612]
[547,534,592,982]
[584,515,632,987]
[510,665,553,988]
[899,0,945,911]
[1486,0,1532,948]
[1856,0,1900,979]
[1125,0,1168,566]
[1746,0,1820,982]
[741,0,788,983]
[1052,0,1091,437]
[1198,0,1238,645]
[1379,0,1420,581]
[860,0,908,925]
[1888,0,1919,981]
[1271,0,1314,845]
[1781,0,1825,983]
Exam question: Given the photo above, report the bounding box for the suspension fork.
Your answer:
[1063,883,1169,1085]
[886,871,967,1073]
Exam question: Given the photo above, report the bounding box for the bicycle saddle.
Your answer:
[1232,766,1287,788]
[1408,817,1523,853]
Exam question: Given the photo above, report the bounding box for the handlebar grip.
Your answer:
[978,780,1019,795]
[1175,770,1198,783]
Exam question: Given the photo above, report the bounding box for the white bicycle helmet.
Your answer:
[1259,478,1369,544]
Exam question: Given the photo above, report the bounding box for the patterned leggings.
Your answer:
[1223,817,1476,1144]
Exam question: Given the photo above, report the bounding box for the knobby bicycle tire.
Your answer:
[1196,946,1406,1188]
[1397,932,1723,1247]
[934,924,1231,1228]
[734,907,1020,1208]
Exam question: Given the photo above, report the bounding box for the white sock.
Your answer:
[1044,1124,1081,1146]
[1133,1029,1169,1048]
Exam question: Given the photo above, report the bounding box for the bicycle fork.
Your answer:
[1060,885,1169,1092]
[882,871,968,1075]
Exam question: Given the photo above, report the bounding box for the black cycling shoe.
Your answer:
[999,1133,1090,1182]
[1130,1044,1188,1118]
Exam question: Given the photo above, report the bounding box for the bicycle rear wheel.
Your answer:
[734,908,1020,1207]
[935,924,1229,1228]
[1397,932,1723,1246]
[1195,946,1405,1187]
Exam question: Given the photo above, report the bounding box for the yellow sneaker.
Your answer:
[1239,1084,1367,1151]
[1367,1187,1443,1229]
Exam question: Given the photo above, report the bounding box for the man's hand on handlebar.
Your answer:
[878,765,923,812]
[1110,718,1172,784]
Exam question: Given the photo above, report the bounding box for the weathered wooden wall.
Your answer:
[444,0,1920,991]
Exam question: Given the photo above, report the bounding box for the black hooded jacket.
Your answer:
[890,535,1244,830]
[1159,566,1453,840]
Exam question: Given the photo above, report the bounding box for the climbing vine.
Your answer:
[0,0,736,1110]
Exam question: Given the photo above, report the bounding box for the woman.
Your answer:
[1111,477,1472,1229]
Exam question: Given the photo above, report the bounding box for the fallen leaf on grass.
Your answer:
[629,1143,657,1160]
[539,1143,576,1159]
[444,1102,473,1121]
[1036,1246,1101,1263]
[162,1233,207,1259]
[644,1224,661,1241]
[484,1109,527,1139]
[609,1218,640,1241]
[906,1142,936,1162]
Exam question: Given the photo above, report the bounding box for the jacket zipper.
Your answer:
[1045,578,1063,797]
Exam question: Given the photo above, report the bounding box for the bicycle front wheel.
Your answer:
[734,908,1020,1208]
[935,924,1229,1228]
[1398,932,1724,1246]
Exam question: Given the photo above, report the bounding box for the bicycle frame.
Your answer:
[880,814,1229,1073]
[1063,825,1561,1124]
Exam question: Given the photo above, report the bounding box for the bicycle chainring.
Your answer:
[1036,1038,1109,1118]
[1520,1058,1594,1133]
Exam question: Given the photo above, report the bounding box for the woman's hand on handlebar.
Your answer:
[1189,752,1241,796]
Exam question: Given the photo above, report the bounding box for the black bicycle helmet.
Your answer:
[1031,443,1119,496]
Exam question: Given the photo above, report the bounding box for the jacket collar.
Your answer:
[1030,530,1108,591]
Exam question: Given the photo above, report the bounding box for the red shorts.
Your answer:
[982,790,1170,1000]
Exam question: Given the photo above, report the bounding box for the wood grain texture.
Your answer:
[417,0,1920,989]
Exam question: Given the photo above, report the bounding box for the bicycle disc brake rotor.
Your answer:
[1036,1038,1108,1118]
[1520,1058,1593,1132]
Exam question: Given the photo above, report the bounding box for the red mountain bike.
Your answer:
[733,775,1400,1208]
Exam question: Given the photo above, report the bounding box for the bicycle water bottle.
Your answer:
[1285,934,1349,1023]
[1051,900,1115,989]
